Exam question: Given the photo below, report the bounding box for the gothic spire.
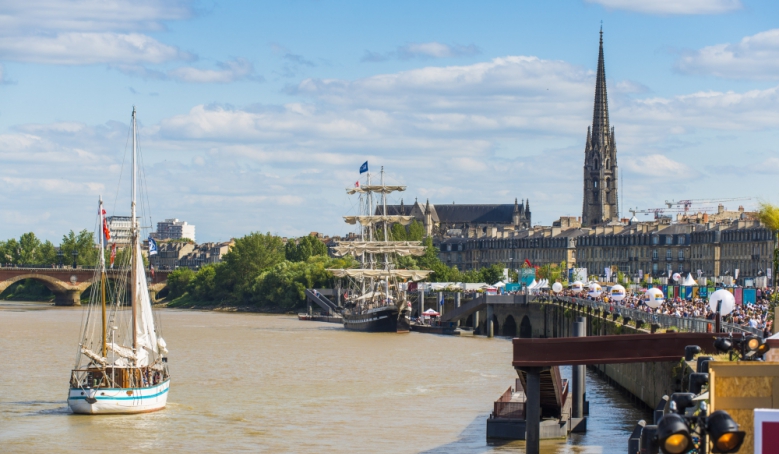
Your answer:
[592,27,609,145]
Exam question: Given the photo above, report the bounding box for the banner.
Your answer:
[572,268,587,283]
[743,288,756,305]
[680,286,687,300]
[604,267,612,282]
[734,287,743,306]
[519,268,536,286]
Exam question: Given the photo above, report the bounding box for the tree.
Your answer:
[416,237,450,281]
[285,235,328,262]
[18,232,41,264]
[60,230,99,266]
[480,263,505,285]
[167,267,195,299]
[189,265,219,301]
[390,223,408,241]
[407,220,425,241]
[758,202,779,305]
[216,232,285,301]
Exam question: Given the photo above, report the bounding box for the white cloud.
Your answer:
[168,58,259,83]
[3,53,779,240]
[0,32,191,65]
[622,154,693,178]
[0,1,194,68]
[676,29,779,79]
[585,0,742,15]
[0,0,192,33]
[361,42,480,62]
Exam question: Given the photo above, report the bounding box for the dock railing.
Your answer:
[491,382,526,420]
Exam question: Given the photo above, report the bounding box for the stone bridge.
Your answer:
[0,267,170,306]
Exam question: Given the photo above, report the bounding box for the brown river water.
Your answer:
[0,301,649,453]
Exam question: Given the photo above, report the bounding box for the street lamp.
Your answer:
[72,250,78,269]
[57,250,64,268]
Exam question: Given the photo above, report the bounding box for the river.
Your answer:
[0,301,650,453]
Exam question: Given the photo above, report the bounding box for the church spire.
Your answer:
[592,27,609,146]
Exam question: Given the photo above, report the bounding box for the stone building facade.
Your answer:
[438,218,773,285]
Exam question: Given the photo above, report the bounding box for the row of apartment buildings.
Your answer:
[149,240,233,270]
[437,210,774,284]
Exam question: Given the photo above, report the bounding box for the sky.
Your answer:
[2,0,779,243]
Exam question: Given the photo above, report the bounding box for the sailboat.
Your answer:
[329,166,432,332]
[67,107,170,414]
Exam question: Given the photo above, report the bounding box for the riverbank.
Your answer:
[162,293,298,314]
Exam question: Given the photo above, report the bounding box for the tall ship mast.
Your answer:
[329,165,432,333]
[67,107,170,414]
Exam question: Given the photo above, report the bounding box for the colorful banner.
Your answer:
[673,286,679,299]
[519,268,536,287]
[743,288,756,305]
[680,286,688,300]
[734,287,743,306]
[692,287,699,299]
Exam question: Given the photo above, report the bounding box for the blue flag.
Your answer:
[439,294,444,306]
[359,161,368,174]
[148,236,158,256]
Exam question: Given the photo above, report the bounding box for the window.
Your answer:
[665,236,673,245]
[652,263,658,273]
[652,236,659,245]
[652,249,658,260]
[666,263,673,273]
[678,250,684,260]
[678,236,685,245]
[666,249,672,260]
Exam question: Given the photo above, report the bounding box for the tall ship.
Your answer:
[328,165,432,333]
[67,107,170,414]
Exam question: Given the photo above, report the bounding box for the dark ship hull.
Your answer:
[343,306,410,333]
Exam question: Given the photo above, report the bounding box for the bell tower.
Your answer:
[582,28,619,226]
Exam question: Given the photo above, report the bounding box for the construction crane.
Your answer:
[629,206,717,220]
[664,197,752,214]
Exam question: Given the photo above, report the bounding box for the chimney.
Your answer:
[702,213,709,223]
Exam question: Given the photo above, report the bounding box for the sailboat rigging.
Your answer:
[67,107,170,415]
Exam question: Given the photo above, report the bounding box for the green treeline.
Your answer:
[0,230,99,266]
[167,224,511,312]
[166,232,356,311]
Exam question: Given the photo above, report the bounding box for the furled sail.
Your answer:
[331,241,426,257]
[133,241,159,367]
[343,215,416,226]
[107,342,138,361]
[327,269,433,281]
[346,185,406,195]
[81,348,106,365]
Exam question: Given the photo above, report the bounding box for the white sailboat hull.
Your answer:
[68,379,170,415]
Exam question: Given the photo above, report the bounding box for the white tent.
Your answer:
[536,279,550,289]
[682,273,697,286]
[527,279,538,290]
[422,308,440,317]
[494,281,507,288]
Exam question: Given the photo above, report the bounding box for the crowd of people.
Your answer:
[555,287,774,337]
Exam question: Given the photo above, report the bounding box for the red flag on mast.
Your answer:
[110,243,117,267]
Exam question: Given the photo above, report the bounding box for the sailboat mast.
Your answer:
[100,196,107,359]
[381,166,389,306]
[130,107,138,360]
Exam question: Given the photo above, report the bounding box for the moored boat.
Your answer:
[67,107,170,415]
[328,164,432,333]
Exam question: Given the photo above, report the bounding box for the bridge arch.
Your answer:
[502,315,517,337]
[519,315,532,338]
[0,273,75,294]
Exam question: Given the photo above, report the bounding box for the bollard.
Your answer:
[455,293,461,327]
[486,304,494,338]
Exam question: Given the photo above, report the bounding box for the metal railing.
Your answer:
[492,384,526,419]
[544,296,764,338]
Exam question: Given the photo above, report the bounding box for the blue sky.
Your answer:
[2,0,779,243]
